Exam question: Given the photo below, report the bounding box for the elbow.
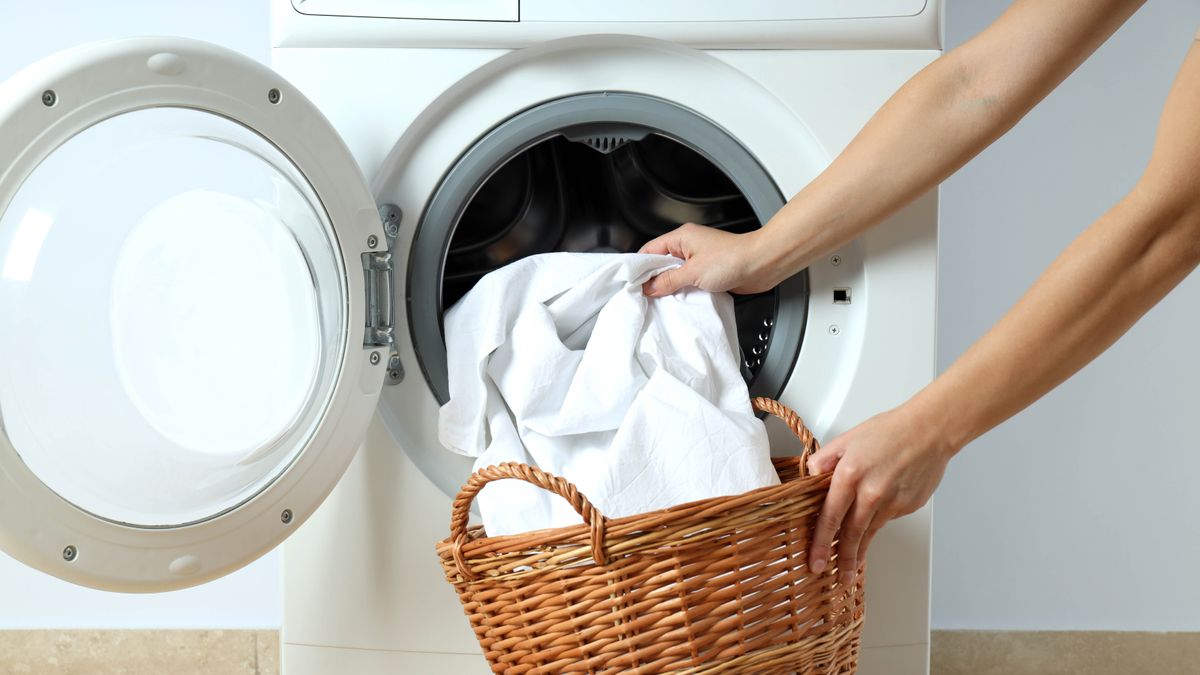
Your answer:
[936,44,1032,143]
[1126,172,1200,272]
[1182,217,1200,270]
[1181,206,1200,268]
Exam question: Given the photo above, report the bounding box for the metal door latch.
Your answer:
[362,249,394,349]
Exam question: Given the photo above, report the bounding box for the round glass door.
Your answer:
[0,107,347,528]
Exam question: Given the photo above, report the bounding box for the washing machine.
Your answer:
[0,1,939,673]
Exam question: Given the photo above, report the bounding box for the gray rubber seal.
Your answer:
[407,92,808,404]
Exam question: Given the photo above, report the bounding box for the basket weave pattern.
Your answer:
[436,397,864,674]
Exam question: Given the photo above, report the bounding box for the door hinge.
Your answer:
[364,205,406,385]
[362,204,403,351]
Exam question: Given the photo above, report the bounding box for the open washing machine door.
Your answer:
[0,38,390,592]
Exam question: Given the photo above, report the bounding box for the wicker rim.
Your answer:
[448,396,819,582]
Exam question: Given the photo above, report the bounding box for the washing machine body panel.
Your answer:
[274,40,936,674]
[718,49,939,654]
[272,46,504,661]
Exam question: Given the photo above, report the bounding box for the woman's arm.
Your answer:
[810,37,1200,584]
[640,0,1146,296]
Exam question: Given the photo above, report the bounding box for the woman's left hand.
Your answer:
[805,403,957,584]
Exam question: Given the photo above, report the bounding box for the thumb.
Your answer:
[806,443,845,475]
[643,266,695,297]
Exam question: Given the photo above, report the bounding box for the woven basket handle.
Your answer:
[449,462,609,582]
[448,399,816,581]
[752,397,820,478]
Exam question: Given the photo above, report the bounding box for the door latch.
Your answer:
[362,249,394,349]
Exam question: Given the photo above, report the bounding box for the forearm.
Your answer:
[751,51,1013,272]
[751,0,1145,277]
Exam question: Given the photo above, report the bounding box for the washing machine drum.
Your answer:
[404,92,808,409]
[444,133,778,375]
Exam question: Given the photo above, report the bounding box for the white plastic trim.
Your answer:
[0,37,384,592]
[272,0,942,50]
[292,0,517,22]
[519,0,927,23]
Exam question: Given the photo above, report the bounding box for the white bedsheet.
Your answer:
[439,252,778,536]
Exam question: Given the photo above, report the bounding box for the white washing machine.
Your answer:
[0,1,938,673]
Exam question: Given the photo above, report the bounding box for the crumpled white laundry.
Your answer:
[439,252,779,537]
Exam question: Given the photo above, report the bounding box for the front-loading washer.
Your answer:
[0,2,940,673]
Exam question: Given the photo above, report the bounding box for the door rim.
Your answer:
[0,37,384,592]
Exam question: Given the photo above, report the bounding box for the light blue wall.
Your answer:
[934,0,1200,630]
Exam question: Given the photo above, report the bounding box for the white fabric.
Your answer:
[439,252,778,536]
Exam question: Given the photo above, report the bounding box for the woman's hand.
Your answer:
[638,223,787,297]
[805,402,956,585]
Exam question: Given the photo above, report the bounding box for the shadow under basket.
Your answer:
[435,397,865,674]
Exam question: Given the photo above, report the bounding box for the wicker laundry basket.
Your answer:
[436,397,865,674]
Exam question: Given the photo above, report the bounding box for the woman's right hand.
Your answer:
[638,223,788,297]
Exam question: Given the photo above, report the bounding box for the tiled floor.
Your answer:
[3,630,1199,673]
[933,630,1200,675]
[0,631,278,675]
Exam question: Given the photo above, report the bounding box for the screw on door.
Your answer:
[62,545,77,562]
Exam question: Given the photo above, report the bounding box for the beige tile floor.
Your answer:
[933,630,1200,675]
[0,631,277,675]
[3,630,1199,673]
